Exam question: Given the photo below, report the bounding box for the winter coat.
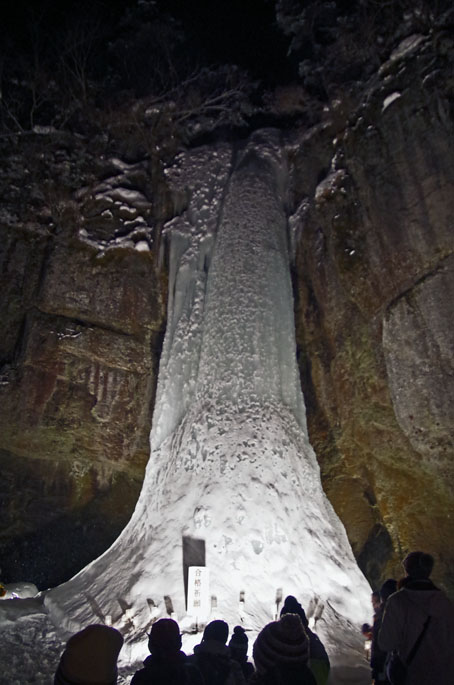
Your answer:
[378,580,454,685]
[131,651,204,685]
[370,606,389,683]
[306,630,330,685]
[189,639,247,685]
[250,661,317,685]
[230,654,255,682]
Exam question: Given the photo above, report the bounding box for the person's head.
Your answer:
[203,619,229,645]
[148,618,182,655]
[282,595,299,610]
[253,613,309,674]
[361,623,372,637]
[403,551,434,579]
[380,578,397,604]
[371,591,380,611]
[281,595,308,627]
[228,625,249,661]
[54,624,123,685]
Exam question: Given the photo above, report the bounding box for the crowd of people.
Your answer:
[54,594,329,685]
[53,552,454,685]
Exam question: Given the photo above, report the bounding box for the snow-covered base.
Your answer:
[1,133,373,683]
[45,399,371,636]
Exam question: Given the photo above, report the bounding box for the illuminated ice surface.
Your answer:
[0,132,372,683]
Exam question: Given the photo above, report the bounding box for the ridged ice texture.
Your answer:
[45,132,371,673]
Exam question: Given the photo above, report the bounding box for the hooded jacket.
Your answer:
[378,580,454,685]
[131,651,203,685]
[189,639,246,685]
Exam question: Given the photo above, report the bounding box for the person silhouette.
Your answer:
[379,552,454,684]
[229,625,255,681]
[54,624,123,685]
[280,596,330,684]
[131,618,203,685]
[189,619,246,685]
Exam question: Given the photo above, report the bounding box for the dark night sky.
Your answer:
[158,0,294,81]
[1,0,295,85]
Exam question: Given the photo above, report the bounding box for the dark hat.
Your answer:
[55,624,123,684]
[380,578,397,603]
[280,595,308,628]
[229,625,248,654]
[403,552,434,579]
[253,613,309,674]
[203,620,229,645]
[149,618,182,652]
[282,595,299,610]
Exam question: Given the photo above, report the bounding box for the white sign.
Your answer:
[187,566,210,619]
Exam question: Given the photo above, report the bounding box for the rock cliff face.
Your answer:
[291,34,454,593]
[0,136,168,587]
[1,5,453,597]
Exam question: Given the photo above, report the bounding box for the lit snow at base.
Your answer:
[0,131,372,683]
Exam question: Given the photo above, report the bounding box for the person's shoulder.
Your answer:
[385,588,406,607]
[308,631,329,662]
[194,640,230,656]
[302,662,318,684]
[230,658,246,677]
[244,661,255,676]
[185,660,205,685]
[429,588,454,615]
[130,667,148,685]
[249,671,265,685]
[230,658,243,669]
[275,661,317,685]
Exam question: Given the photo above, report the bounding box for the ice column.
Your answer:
[45,133,371,668]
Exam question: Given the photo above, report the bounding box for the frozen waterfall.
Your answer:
[43,131,371,677]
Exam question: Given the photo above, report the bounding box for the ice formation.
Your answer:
[3,130,372,681]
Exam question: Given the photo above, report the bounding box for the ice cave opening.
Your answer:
[0,131,372,683]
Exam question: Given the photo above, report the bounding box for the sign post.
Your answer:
[187,566,210,625]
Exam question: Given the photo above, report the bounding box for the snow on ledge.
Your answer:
[382,92,402,112]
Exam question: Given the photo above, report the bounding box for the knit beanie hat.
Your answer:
[148,618,182,653]
[253,613,309,674]
[228,625,249,655]
[55,624,123,684]
[203,620,229,645]
[403,552,434,579]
